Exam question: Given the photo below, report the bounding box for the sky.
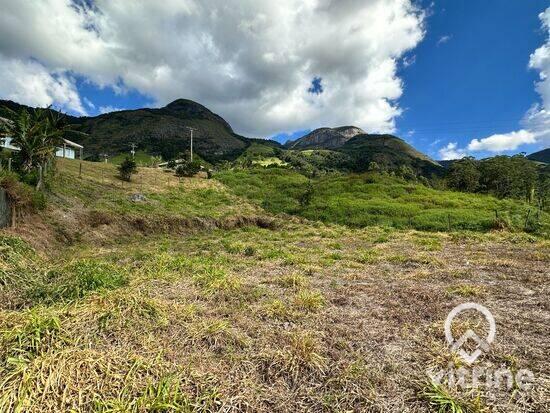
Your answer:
[0,0,549,160]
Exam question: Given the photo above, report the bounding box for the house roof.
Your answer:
[62,138,84,149]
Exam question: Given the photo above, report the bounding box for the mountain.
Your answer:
[527,148,550,164]
[285,126,366,150]
[0,99,281,162]
[285,126,441,175]
[338,134,442,175]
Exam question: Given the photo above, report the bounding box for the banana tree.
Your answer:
[1,107,79,172]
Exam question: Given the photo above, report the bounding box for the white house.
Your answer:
[1,137,83,160]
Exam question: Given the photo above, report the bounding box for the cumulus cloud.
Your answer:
[438,142,467,160]
[0,54,85,114]
[0,0,425,136]
[467,129,537,152]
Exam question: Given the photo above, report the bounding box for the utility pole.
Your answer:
[185,127,198,162]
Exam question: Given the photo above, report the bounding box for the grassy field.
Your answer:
[109,151,159,166]
[0,159,548,412]
[52,158,260,219]
[217,168,550,235]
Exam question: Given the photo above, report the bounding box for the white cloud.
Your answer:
[0,54,86,114]
[402,54,416,67]
[467,129,537,152]
[436,35,451,46]
[98,106,124,114]
[438,142,467,160]
[0,0,426,136]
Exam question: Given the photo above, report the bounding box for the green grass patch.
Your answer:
[27,259,128,304]
[217,169,550,236]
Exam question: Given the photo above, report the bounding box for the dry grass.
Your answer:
[0,161,549,412]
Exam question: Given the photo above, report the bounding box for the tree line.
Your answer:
[446,155,549,207]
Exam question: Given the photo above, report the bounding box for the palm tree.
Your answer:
[1,107,77,172]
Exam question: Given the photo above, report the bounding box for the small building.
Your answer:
[1,137,83,160]
[55,139,84,160]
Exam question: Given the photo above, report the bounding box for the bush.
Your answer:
[175,160,201,177]
[0,172,34,209]
[118,157,137,181]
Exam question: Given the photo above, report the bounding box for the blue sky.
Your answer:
[395,0,550,159]
[1,1,549,159]
[271,1,550,157]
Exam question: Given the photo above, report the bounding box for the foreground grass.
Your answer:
[0,222,548,411]
[1,161,548,411]
[217,168,550,236]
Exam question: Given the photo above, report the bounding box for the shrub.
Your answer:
[0,172,35,210]
[175,160,201,177]
[118,157,137,181]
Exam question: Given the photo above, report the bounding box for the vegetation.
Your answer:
[0,159,548,412]
[110,150,161,167]
[118,157,138,181]
[217,168,550,235]
[175,159,201,177]
[447,154,544,201]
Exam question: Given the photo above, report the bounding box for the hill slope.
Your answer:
[0,99,281,163]
[0,159,548,412]
[339,134,441,174]
[284,126,441,174]
[527,148,550,163]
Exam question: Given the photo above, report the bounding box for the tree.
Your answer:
[175,160,201,177]
[368,161,380,172]
[397,165,416,181]
[479,155,537,200]
[118,157,137,181]
[2,108,60,172]
[298,181,314,208]
[447,157,480,192]
[1,106,83,174]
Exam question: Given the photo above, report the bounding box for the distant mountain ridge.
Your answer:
[0,99,281,162]
[0,98,439,175]
[285,125,441,175]
[527,148,550,164]
[286,126,366,150]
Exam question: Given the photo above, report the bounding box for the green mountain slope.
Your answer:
[527,148,550,164]
[283,126,441,175]
[339,134,442,174]
[0,99,281,163]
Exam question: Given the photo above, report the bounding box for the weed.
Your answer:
[446,284,486,298]
[357,249,381,264]
[1,308,64,357]
[262,299,294,321]
[28,259,128,303]
[276,274,308,289]
[421,381,480,413]
[294,290,325,312]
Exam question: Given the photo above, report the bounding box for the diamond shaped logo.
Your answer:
[444,303,496,365]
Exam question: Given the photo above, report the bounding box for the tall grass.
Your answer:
[217,169,550,235]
